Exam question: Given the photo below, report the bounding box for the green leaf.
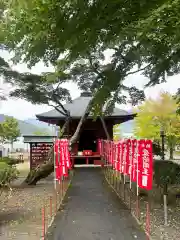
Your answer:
[0,116,20,144]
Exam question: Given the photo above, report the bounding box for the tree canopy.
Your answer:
[113,124,121,141]
[134,92,180,158]
[2,0,180,183]
[33,130,50,136]
[0,116,20,145]
[0,0,180,114]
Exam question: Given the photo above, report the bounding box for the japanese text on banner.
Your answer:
[138,140,153,190]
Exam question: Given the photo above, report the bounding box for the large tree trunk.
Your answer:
[24,161,54,185]
[99,116,111,140]
[24,99,93,185]
[69,98,93,148]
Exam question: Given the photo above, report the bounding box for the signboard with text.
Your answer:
[31,143,52,169]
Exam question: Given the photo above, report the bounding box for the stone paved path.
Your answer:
[46,168,146,240]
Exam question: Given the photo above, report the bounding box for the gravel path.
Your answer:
[0,161,55,240]
[46,168,146,240]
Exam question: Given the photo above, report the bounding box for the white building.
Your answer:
[2,136,29,153]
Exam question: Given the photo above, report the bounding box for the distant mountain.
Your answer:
[24,118,52,129]
[0,114,52,135]
[25,118,135,135]
[24,118,54,134]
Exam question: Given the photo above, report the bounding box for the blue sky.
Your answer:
[0,50,179,120]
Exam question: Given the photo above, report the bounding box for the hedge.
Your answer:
[0,157,24,166]
[154,160,180,186]
[0,161,19,188]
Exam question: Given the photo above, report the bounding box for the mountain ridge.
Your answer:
[24,118,52,129]
[25,118,135,135]
[0,114,52,135]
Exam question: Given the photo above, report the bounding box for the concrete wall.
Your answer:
[3,136,29,152]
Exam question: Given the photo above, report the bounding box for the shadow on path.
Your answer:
[46,168,146,240]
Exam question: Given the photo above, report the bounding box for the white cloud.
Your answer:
[118,71,179,111]
[0,82,80,120]
[145,74,179,99]
[0,50,80,120]
[0,50,179,120]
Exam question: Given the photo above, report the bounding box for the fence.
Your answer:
[99,139,180,240]
[103,165,151,238]
[41,170,73,240]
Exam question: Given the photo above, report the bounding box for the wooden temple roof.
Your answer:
[36,92,136,123]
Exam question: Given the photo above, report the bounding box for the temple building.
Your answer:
[34,92,135,166]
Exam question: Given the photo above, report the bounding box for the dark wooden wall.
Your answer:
[61,118,114,139]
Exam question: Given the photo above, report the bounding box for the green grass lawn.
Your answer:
[0,162,8,170]
[175,151,180,156]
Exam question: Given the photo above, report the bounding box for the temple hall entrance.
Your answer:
[73,129,101,165]
[78,129,97,152]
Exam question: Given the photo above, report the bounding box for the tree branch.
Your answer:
[49,104,68,117]
[88,57,101,76]
[124,63,151,78]
[69,97,94,147]
[100,116,111,140]
[52,93,70,116]
[59,116,71,138]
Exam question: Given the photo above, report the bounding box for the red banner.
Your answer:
[131,139,138,182]
[65,139,71,169]
[59,139,70,177]
[110,141,114,166]
[117,142,122,172]
[104,141,107,163]
[121,140,127,174]
[97,138,153,191]
[113,142,116,169]
[125,139,131,175]
[54,139,71,179]
[108,141,112,165]
[138,139,153,190]
[59,140,67,177]
[54,139,61,180]
[105,141,110,164]
[114,142,119,171]
[98,139,102,155]
[127,139,132,177]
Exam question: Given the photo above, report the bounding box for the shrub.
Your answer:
[0,157,23,165]
[0,162,8,169]
[0,165,19,187]
[154,160,180,187]
[153,142,162,156]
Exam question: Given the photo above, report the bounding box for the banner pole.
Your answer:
[146,201,150,239]
[163,194,168,225]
